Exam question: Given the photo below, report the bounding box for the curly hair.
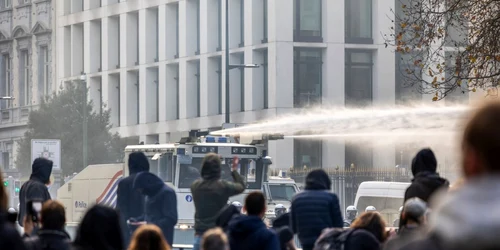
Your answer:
[351,212,388,242]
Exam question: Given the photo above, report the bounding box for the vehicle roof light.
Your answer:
[205,137,216,143]
[218,137,228,143]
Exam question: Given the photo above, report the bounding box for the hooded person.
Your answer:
[404,148,449,203]
[116,152,149,245]
[18,158,53,227]
[132,172,177,247]
[191,154,246,250]
[384,198,428,250]
[73,205,123,250]
[290,169,343,250]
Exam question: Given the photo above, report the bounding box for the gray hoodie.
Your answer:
[428,175,500,250]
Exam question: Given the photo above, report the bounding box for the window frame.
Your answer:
[263,49,268,109]
[293,139,322,168]
[262,0,268,43]
[293,0,323,43]
[239,0,245,47]
[345,0,373,44]
[293,48,323,108]
[2,54,11,108]
[344,49,374,107]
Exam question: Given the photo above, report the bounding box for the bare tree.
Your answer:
[386,0,500,100]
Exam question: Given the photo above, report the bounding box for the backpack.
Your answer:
[313,228,356,250]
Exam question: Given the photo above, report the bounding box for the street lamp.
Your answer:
[80,73,88,170]
[225,0,260,124]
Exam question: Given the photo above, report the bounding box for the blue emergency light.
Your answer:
[205,136,216,143]
[218,137,228,143]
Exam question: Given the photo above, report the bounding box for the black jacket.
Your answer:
[24,229,71,250]
[384,225,425,250]
[228,215,280,250]
[191,163,245,234]
[116,152,149,245]
[18,158,53,227]
[133,172,178,246]
[0,213,26,250]
[404,149,449,204]
[345,229,381,250]
[73,205,123,250]
[291,170,343,250]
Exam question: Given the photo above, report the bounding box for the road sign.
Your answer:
[31,139,61,170]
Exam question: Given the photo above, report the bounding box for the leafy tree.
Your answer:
[16,83,126,176]
[385,0,500,100]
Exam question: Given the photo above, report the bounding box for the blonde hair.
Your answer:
[128,224,171,250]
[201,228,228,250]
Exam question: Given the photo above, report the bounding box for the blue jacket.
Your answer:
[290,170,343,250]
[228,215,280,250]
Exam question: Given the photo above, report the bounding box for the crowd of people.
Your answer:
[1,101,500,250]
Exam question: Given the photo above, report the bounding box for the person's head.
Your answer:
[411,148,437,176]
[351,212,388,243]
[346,205,357,220]
[128,224,171,250]
[401,198,427,227]
[462,101,500,178]
[133,172,165,196]
[40,200,66,230]
[304,169,331,190]
[201,227,229,250]
[128,152,150,175]
[244,191,266,217]
[74,204,123,250]
[201,153,222,180]
[0,170,7,212]
[30,158,53,185]
[274,204,287,218]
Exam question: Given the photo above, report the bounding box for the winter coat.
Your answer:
[73,205,123,250]
[345,229,381,250]
[24,229,71,250]
[272,212,290,229]
[18,158,53,227]
[291,170,343,250]
[228,215,280,250]
[404,149,449,204]
[383,225,425,250]
[191,162,245,234]
[0,213,27,250]
[215,204,241,232]
[133,172,178,246]
[116,152,149,245]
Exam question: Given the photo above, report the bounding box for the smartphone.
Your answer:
[26,200,43,222]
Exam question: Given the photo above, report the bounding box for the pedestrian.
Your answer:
[291,169,343,250]
[0,169,27,250]
[402,101,500,250]
[73,204,123,250]
[201,228,229,250]
[128,224,171,250]
[132,172,177,247]
[227,191,280,250]
[404,148,449,203]
[346,212,388,250]
[116,152,149,246]
[384,198,427,250]
[191,154,245,250]
[23,200,71,250]
[18,158,53,228]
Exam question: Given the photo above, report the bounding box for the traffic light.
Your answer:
[3,180,7,187]
[14,180,21,196]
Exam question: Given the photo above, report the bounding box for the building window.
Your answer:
[293,0,322,42]
[116,80,121,126]
[293,48,322,108]
[196,0,200,54]
[155,80,159,121]
[239,54,245,111]
[1,54,11,109]
[395,52,421,104]
[196,61,201,117]
[136,73,139,124]
[345,0,373,44]
[175,5,179,58]
[175,69,179,119]
[345,142,373,169]
[2,151,9,169]
[217,57,222,114]
[345,50,373,107]
[239,0,244,47]
[217,0,222,50]
[294,139,322,168]
[5,0,11,8]
[262,0,268,43]
[445,51,469,104]
[19,50,30,106]
[263,49,268,109]
[38,46,50,102]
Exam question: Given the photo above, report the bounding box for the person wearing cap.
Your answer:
[383,198,427,250]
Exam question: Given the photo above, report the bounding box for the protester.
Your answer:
[132,172,177,247]
[346,212,388,250]
[403,101,500,250]
[116,152,149,245]
[191,154,245,250]
[23,200,71,250]
[73,205,123,250]
[18,158,53,227]
[227,191,280,250]
[128,224,171,250]
[201,228,229,250]
[291,169,343,250]
[384,198,427,250]
[215,204,241,233]
[0,169,27,250]
[404,148,449,203]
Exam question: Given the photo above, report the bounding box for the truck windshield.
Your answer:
[148,153,174,182]
[268,184,296,201]
[356,196,402,225]
[178,158,262,189]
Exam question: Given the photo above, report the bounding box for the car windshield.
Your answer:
[268,184,296,201]
[356,196,403,224]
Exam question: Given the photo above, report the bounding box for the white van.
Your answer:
[354,181,411,224]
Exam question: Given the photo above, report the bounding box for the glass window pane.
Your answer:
[299,0,321,36]
[345,51,373,106]
[294,49,322,108]
[346,0,372,40]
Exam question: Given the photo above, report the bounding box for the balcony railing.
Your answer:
[0,105,38,125]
